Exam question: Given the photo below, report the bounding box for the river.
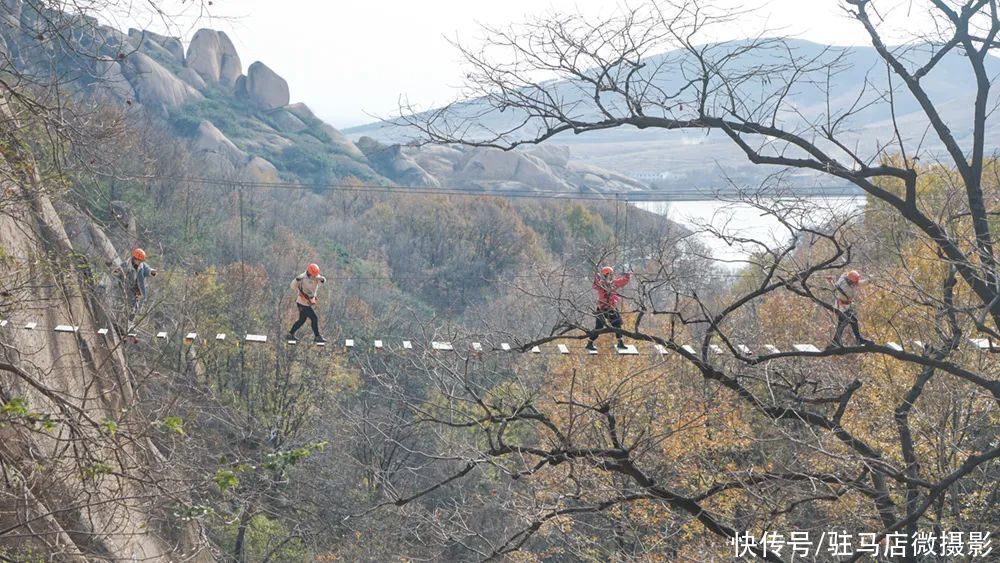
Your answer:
[637,197,866,267]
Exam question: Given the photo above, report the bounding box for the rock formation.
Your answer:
[0,99,208,561]
[238,61,290,110]
[268,108,308,133]
[191,119,249,174]
[357,137,439,188]
[453,147,573,190]
[128,28,184,65]
[185,28,242,90]
[177,66,207,90]
[122,52,203,111]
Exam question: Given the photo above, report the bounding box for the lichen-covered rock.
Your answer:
[238,127,294,155]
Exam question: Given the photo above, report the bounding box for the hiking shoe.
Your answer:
[314,335,326,344]
[286,334,297,343]
[859,338,874,346]
[617,341,628,350]
[585,342,597,351]
[826,341,843,351]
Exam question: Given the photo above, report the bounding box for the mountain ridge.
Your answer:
[1,2,649,196]
[345,38,1000,190]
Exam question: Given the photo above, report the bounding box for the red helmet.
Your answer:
[307,263,321,277]
[600,266,614,276]
[846,270,861,284]
[131,248,146,262]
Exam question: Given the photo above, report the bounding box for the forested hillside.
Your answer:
[0,1,701,559]
[2,0,999,562]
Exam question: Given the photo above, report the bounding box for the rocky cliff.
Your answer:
[0,100,206,560]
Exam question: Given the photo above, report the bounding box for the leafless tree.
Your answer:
[372,1,1000,560]
[1,1,221,560]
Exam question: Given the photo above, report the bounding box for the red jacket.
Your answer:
[593,273,630,310]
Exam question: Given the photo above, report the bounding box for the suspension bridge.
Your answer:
[4,317,994,358]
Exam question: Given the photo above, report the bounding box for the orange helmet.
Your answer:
[307,263,321,277]
[131,248,146,262]
[600,266,614,276]
[846,270,861,284]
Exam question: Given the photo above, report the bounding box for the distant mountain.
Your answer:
[346,39,1000,190]
[0,2,647,196]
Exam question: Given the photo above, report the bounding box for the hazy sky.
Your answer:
[135,1,914,128]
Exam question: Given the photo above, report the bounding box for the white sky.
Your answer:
[133,1,917,128]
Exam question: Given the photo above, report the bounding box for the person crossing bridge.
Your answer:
[286,263,326,344]
[586,265,631,351]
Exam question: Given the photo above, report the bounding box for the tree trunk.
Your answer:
[233,507,253,562]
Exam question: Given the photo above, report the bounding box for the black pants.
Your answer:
[290,304,320,337]
[589,309,623,342]
[834,307,863,344]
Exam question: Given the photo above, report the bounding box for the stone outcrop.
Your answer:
[315,123,367,160]
[565,161,646,192]
[527,144,571,169]
[268,108,308,133]
[127,28,183,65]
[453,147,574,190]
[357,137,439,188]
[405,144,464,178]
[185,28,241,89]
[386,143,648,194]
[93,59,135,102]
[145,30,184,62]
[244,156,279,182]
[190,120,280,181]
[238,61,289,110]
[177,66,206,90]
[285,102,367,160]
[0,97,208,561]
[237,125,294,155]
[191,119,248,175]
[283,102,316,123]
[121,52,203,111]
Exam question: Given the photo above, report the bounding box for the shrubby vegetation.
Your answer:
[167,88,383,185]
[5,1,1000,561]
